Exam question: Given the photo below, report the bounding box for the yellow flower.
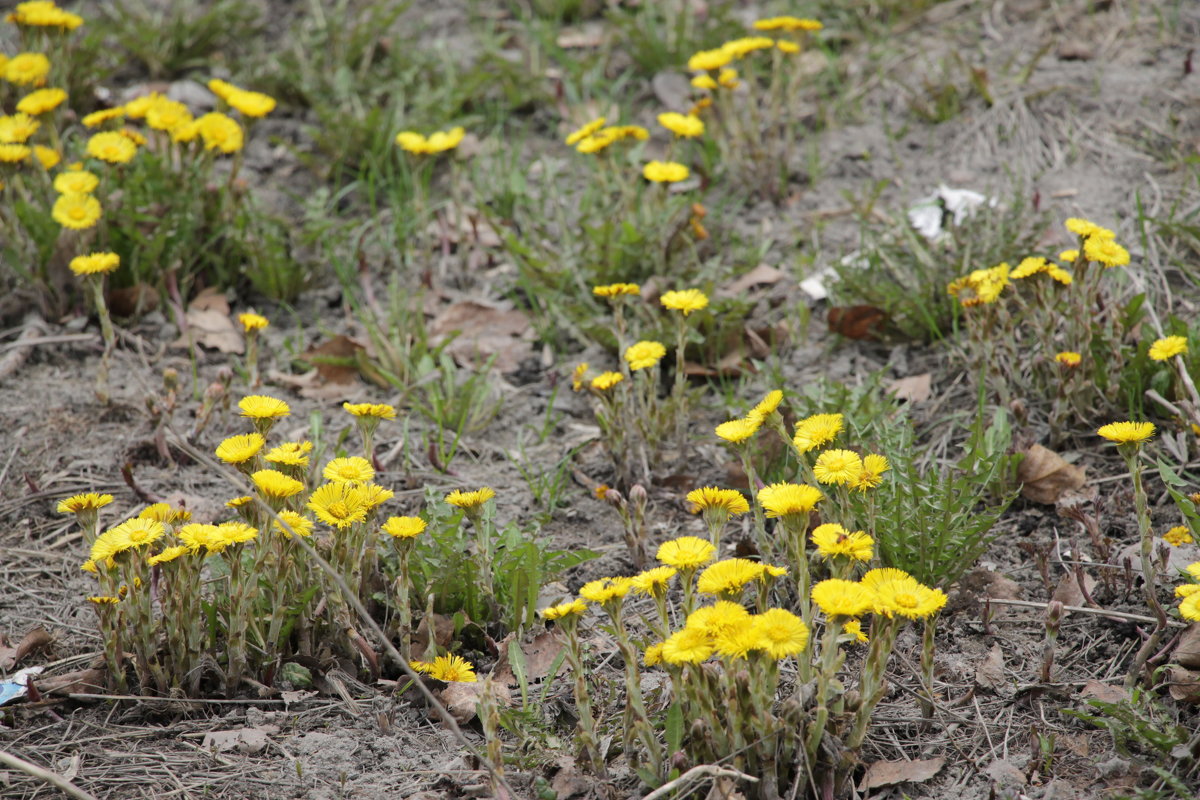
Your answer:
[8,2,83,29]
[68,252,120,276]
[947,263,1010,306]
[216,521,258,546]
[661,626,715,665]
[80,559,99,574]
[630,566,677,595]
[717,68,739,88]
[53,169,98,194]
[697,558,765,595]
[686,600,750,634]
[225,88,277,118]
[811,523,874,561]
[776,40,801,53]
[52,193,101,229]
[410,654,477,682]
[564,117,605,146]
[1164,526,1194,547]
[754,16,823,31]
[1181,592,1200,622]
[252,469,305,499]
[88,596,119,605]
[273,510,314,538]
[657,111,704,138]
[691,74,718,90]
[145,97,193,132]
[195,112,244,153]
[0,143,30,163]
[571,362,588,391]
[120,127,147,146]
[625,340,667,371]
[343,402,397,420]
[58,493,114,514]
[1010,256,1047,279]
[660,288,709,316]
[307,482,370,528]
[4,53,51,86]
[687,48,733,72]
[713,620,765,660]
[811,579,875,618]
[215,433,265,464]
[33,145,59,168]
[542,599,588,620]
[138,503,191,525]
[359,483,393,510]
[643,642,664,666]
[0,113,40,143]
[813,449,864,485]
[323,456,375,484]
[207,79,237,100]
[686,486,749,516]
[643,160,690,183]
[757,482,823,517]
[177,523,225,554]
[715,417,760,443]
[592,282,640,298]
[852,453,890,492]
[226,496,253,510]
[575,129,617,154]
[861,568,947,619]
[86,131,137,163]
[591,371,624,391]
[721,36,776,59]
[1096,421,1155,445]
[445,487,496,509]
[1083,237,1130,268]
[657,536,716,569]
[395,126,465,154]
[1149,336,1188,361]
[147,546,189,566]
[747,390,783,423]
[752,608,810,658]
[265,440,312,467]
[842,619,868,643]
[792,412,843,452]
[1055,351,1082,367]
[238,312,268,332]
[238,395,291,419]
[90,518,165,561]
[1185,562,1200,582]
[579,576,635,604]
[382,516,426,539]
[1177,584,1200,598]
[82,108,125,128]
[1064,218,1114,240]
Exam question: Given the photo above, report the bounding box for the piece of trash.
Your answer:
[0,665,45,706]
[908,185,996,240]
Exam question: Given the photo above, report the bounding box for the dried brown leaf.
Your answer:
[858,757,945,791]
[1166,666,1200,703]
[430,301,532,373]
[202,726,276,754]
[0,628,52,671]
[719,263,786,297]
[889,373,933,403]
[302,334,366,386]
[1175,624,1200,669]
[1018,444,1086,504]
[1078,679,1128,704]
[974,643,1006,691]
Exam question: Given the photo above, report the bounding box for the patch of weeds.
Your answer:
[605,0,744,77]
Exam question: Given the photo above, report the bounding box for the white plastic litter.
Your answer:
[907,185,996,240]
[0,665,44,706]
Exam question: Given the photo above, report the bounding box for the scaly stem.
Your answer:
[1124,450,1167,689]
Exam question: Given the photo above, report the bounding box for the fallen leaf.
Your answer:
[983,758,1027,787]
[889,373,932,403]
[279,690,317,709]
[437,680,510,726]
[1050,573,1095,612]
[106,283,159,318]
[985,573,1023,601]
[1018,444,1086,504]
[493,630,566,687]
[858,757,945,791]
[1078,680,1128,704]
[38,667,104,696]
[189,287,229,313]
[412,613,456,654]
[719,263,786,297]
[1175,624,1200,669]
[1166,666,1200,703]
[302,334,366,386]
[827,305,886,340]
[430,301,533,373]
[425,205,502,248]
[266,369,360,401]
[0,628,52,671]
[974,643,1006,691]
[176,308,243,353]
[202,726,276,755]
[550,758,591,799]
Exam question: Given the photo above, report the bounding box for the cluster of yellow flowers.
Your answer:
[5,1,82,30]
[395,126,466,156]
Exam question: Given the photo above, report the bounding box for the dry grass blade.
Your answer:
[0,747,100,800]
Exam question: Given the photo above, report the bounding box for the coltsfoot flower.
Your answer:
[697,558,765,595]
[686,486,749,516]
[86,131,137,163]
[811,579,875,618]
[410,654,476,682]
[147,546,188,566]
[852,454,890,492]
[445,487,496,509]
[53,169,98,194]
[752,608,810,658]
[813,449,864,485]
[643,160,690,183]
[657,536,716,569]
[273,510,314,538]
[631,566,678,595]
[57,493,113,514]
[225,88,277,118]
[685,600,750,634]
[215,433,265,464]
[713,620,765,660]
[657,112,704,138]
[138,503,191,524]
[1083,236,1130,268]
[592,282,640,298]
[344,402,396,419]
[1064,218,1114,240]
[238,395,291,420]
[747,389,783,422]
[252,469,305,499]
[307,483,369,528]
[1096,421,1155,445]
[660,288,709,316]
[542,598,588,620]
[82,108,124,127]
[811,523,874,562]
[382,515,426,539]
[579,576,635,604]
[91,518,165,561]
[687,48,733,72]
[757,482,823,517]
[395,126,465,155]
[661,626,715,665]
[3,53,51,86]
[52,193,100,229]
[238,312,268,332]
[1164,526,1194,547]
[1148,336,1188,361]
[265,440,312,467]
[69,252,120,276]
[1055,351,1082,367]
[590,371,624,391]
[565,117,605,146]
[715,417,760,443]
[792,412,843,452]
[195,112,244,153]
[624,340,666,370]
[753,16,823,31]
[0,112,40,142]
[861,568,947,619]
[323,456,375,484]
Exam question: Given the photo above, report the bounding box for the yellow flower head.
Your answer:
[252,469,306,499]
[542,598,589,620]
[396,126,465,155]
[88,596,119,605]
[216,521,258,547]
[715,417,761,443]
[69,252,120,276]
[643,642,664,666]
[852,453,890,492]
[177,523,224,554]
[811,578,875,618]
[752,608,810,659]
[86,131,137,163]
[265,440,312,467]
[147,546,189,566]
[624,340,667,371]
[138,503,191,525]
[591,371,624,391]
[1181,592,1200,622]
[687,48,733,72]
[747,390,783,423]
[382,515,426,539]
[1149,336,1188,362]
[4,53,51,86]
[564,116,605,146]
[686,486,749,516]
[207,79,237,101]
[843,619,868,643]
[58,492,114,514]
[0,112,40,143]
[1096,421,1155,445]
[574,128,618,154]
[631,566,678,595]
[445,487,496,509]
[1064,218,1114,240]
[273,510,314,538]
[657,536,716,569]
[361,483,393,512]
[1010,256,1047,279]
[90,518,165,561]
[145,97,193,133]
[643,160,690,183]
[754,16,823,31]
[661,626,715,664]
[307,482,369,529]
[1177,583,1200,599]
[813,449,864,485]
[53,169,98,194]
[657,112,704,138]
[686,600,751,634]
[777,40,801,53]
[660,288,709,316]
[717,68,740,88]
[238,312,269,333]
[0,143,31,163]
[811,523,874,562]
[8,2,83,29]
[947,263,1010,306]
[196,112,244,153]
[342,401,397,420]
[225,88,277,118]
[52,193,101,229]
[82,108,125,128]
[1164,526,1194,547]
[571,362,588,392]
[119,127,147,146]
[697,558,766,596]
[410,654,476,682]
[1083,236,1130,268]
[121,93,157,118]
[861,567,947,619]
[238,395,291,419]
[721,36,776,59]
[323,456,375,484]
[33,145,59,168]
[757,482,823,517]
[592,282,640,298]
[215,432,265,464]
[792,412,843,452]
[691,74,718,90]
[713,619,765,660]
[579,576,635,604]
[226,496,253,510]
[1055,351,1082,367]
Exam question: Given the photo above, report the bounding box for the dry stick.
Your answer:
[987,598,1187,628]
[639,765,759,800]
[165,433,519,799]
[0,312,48,382]
[0,747,100,800]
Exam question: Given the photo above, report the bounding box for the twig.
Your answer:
[0,747,100,800]
[67,693,287,705]
[0,333,97,352]
[0,312,48,382]
[640,765,759,800]
[987,598,1187,628]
